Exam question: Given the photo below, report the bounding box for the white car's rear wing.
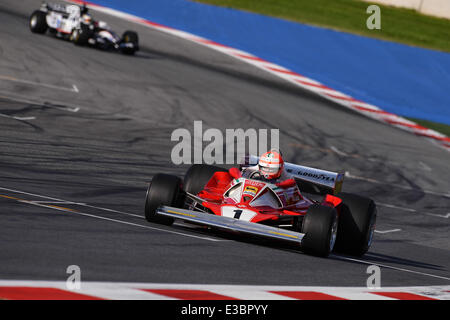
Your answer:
[241,155,344,195]
[157,206,305,244]
[45,3,69,13]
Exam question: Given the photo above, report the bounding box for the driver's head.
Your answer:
[258,149,284,180]
[82,14,92,24]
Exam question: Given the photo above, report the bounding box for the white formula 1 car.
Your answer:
[29,2,139,55]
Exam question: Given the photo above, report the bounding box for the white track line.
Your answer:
[0,113,35,121]
[0,93,79,111]
[374,229,401,234]
[21,200,223,242]
[330,145,348,157]
[377,202,417,212]
[345,171,450,199]
[343,172,450,219]
[419,161,432,172]
[0,93,80,113]
[377,202,450,219]
[0,75,78,93]
[270,246,450,282]
[426,212,450,219]
[0,186,222,242]
[31,200,86,205]
[0,186,74,202]
[332,255,450,282]
[81,203,143,218]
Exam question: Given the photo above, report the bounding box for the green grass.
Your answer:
[407,118,450,137]
[195,0,450,52]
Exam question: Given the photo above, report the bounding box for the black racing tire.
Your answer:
[334,192,377,256]
[120,30,139,55]
[144,174,183,225]
[29,11,48,34]
[301,204,338,257]
[72,24,91,46]
[122,30,138,44]
[183,164,228,195]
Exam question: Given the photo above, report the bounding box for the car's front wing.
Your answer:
[157,206,305,244]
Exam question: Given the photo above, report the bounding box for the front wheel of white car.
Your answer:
[120,30,139,55]
[72,24,91,45]
[301,204,338,257]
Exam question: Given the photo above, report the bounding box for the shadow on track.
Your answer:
[171,223,448,273]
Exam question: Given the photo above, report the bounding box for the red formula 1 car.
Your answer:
[144,156,377,257]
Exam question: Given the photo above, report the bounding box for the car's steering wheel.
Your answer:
[249,171,263,180]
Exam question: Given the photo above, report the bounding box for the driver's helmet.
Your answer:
[258,149,284,180]
[81,14,92,24]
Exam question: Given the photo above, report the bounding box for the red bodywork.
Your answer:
[194,169,343,226]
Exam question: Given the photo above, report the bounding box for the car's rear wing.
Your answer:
[156,206,305,244]
[241,155,344,195]
[42,3,68,13]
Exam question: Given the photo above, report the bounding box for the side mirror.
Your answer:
[228,167,242,179]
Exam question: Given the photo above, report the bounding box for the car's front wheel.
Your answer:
[72,24,91,45]
[120,30,139,55]
[144,174,183,225]
[301,204,338,257]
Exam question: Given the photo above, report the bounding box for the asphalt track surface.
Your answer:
[0,0,449,287]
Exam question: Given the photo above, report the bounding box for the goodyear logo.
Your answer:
[286,169,336,182]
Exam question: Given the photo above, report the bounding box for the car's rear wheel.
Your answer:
[29,11,47,34]
[301,204,338,257]
[334,192,377,256]
[183,164,228,195]
[144,174,183,225]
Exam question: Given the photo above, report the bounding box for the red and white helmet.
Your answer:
[258,149,284,180]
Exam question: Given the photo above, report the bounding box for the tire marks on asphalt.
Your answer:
[0,94,80,122]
